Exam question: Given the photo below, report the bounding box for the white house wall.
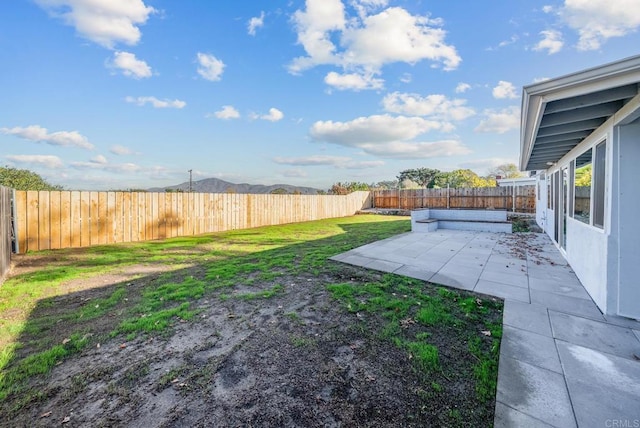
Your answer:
[566,219,608,312]
[539,95,640,317]
[535,174,547,232]
[542,121,611,315]
[611,119,640,318]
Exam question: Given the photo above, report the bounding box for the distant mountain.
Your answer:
[149,177,323,195]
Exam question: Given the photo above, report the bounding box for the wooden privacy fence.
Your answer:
[13,190,371,254]
[1,186,12,281]
[373,186,536,213]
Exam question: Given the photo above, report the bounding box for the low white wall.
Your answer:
[566,219,608,312]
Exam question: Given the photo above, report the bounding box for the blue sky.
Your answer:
[1,0,639,191]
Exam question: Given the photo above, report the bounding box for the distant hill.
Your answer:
[149,177,323,195]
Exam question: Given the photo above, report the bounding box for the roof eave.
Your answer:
[520,55,640,171]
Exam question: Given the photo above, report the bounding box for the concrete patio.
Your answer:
[330,229,640,427]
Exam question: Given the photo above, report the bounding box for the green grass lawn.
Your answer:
[0,214,503,423]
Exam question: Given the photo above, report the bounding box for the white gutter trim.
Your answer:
[520,54,640,171]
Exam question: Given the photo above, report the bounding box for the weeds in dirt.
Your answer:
[326,276,503,405]
[0,214,503,425]
[0,215,409,412]
[235,284,284,300]
[290,335,317,348]
[511,216,531,232]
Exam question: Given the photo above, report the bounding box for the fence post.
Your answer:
[512,186,516,212]
[11,189,18,254]
[447,184,450,209]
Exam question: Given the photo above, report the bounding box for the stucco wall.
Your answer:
[611,120,640,318]
[535,174,547,232]
[565,219,608,312]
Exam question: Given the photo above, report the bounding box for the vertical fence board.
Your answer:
[145,192,151,239]
[69,192,80,248]
[137,192,146,242]
[122,192,131,243]
[59,191,72,249]
[49,192,61,250]
[97,192,107,245]
[26,191,39,251]
[15,191,27,254]
[80,192,90,247]
[130,192,140,242]
[38,191,50,251]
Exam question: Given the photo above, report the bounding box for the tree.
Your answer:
[373,180,399,190]
[0,166,63,190]
[329,182,370,195]
[575,164,592,187]
[270,188,288,194]
[487,163,525,179]
[433,169,496,188]
[396,168,440,188]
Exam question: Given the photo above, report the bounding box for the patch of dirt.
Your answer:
[2,263,499,427]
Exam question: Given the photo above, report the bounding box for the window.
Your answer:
[573,148,592,224]
[593,141,606,228]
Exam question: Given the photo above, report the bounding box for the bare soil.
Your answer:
[2,255,501,427]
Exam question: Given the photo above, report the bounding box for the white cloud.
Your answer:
[382,92,475,121]
[309,114,470,158]
[324,71,384,91]
[282,169,308,178]
[91,155,108,164]
[351,0,389,19]
[35,0,155,48]
[343,160,385,169]
[498,35,519,48]
[110,144,136,155]
[1,125,94,149]
[196,52,225,81]
[533,29,564,54]
[71,160,141,173]
[560,0,640,50]
[474,106,521,134]
[274,154,385,169]
[455,82,471,93]
[273,155,352,166]
[289,2,460,82]
[311,114,450,145]
[6,154,64,168]
[252,108,284,122]
[492,81,518,99]
[542,5,554,13]
[248,11,265,36]
[357,140,471,159]
[211,105,240,120]
[341,7,460,70]
[125,96,186,109]
[400,73,412,83]
[110,51,152,78]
